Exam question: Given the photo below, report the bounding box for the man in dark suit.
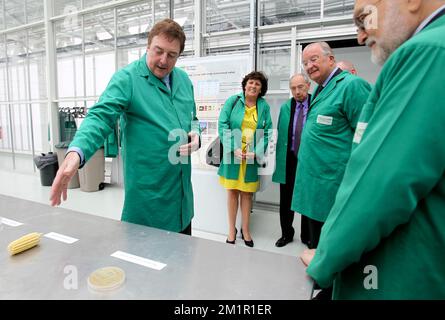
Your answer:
[272,73,311,247]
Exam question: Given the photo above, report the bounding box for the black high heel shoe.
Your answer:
[240,229,254,247]
[226,228,237,244]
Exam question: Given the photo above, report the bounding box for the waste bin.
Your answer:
[34,152,59,187]
[55,142,80,189]
[78,148,105,192]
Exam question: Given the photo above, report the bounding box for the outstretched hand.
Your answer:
[49,152,80,206]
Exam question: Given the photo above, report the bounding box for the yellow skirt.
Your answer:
[219,161,259,193]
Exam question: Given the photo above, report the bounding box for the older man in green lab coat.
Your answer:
[305,0,445,299]
[50,19,200,234]
[291,42,371,248]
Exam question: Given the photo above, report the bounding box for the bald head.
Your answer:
[337,60,357,75]
[289,73,310,102]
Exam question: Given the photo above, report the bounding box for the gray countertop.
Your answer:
[0,194,311,300]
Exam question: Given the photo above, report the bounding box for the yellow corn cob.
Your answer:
[7,232,42,256]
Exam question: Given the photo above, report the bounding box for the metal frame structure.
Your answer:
[0,0,357,172]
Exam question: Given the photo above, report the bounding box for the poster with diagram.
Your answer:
[177,54,252,169]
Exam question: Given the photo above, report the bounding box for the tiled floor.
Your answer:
[0,169,307,258]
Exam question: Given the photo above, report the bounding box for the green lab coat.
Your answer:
[291,71,371,222]
[70,54,197,232]
[271,98,292,184]
[307,15,445,299]
[217,93,273,183]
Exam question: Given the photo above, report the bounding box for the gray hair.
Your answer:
[304,41,334,57]
[290,73,310,84]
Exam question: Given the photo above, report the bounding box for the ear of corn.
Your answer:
[7,232,42,256]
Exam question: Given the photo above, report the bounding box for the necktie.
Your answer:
[162,76,171,91]
[313,85,323,100]
[293,103,304,157]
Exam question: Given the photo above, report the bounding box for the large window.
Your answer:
[53,0,81,17]
[1,27,48,156]
[260,0,322,26]
[55,18,83,99]
[116,1,154,69]
[324,0,355,18]
[0,0,361,173]
[84,9,115,97]
[175,0,194,54]
[206,0,251,33]
[259,44,291,91]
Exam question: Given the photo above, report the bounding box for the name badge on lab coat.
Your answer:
[317,115,333,126]
[353,122,368,144]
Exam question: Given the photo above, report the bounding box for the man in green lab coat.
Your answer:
[50,19,200,235]
[291,42,371,248]
[305,0,445,299]
[291,42,371,299]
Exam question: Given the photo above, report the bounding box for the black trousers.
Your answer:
[279,152,297,239]
[301,216,324,249]
[180,222,192,236]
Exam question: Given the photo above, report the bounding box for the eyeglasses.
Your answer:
[302,55,321,67]
[150,46,179,61]
[354,0,383,32]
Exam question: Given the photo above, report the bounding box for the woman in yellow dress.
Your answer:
[218,71,273,247]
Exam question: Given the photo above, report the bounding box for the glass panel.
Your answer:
[0,104,13,171]
[154,0,170,21]
[0,64,6,102]
[204,41,249,56]
[84,9,115,97]
[117,47,144,69]
[7,32,28,102]
[0,2,4,30]
[83,9,115,52]
[5,0,25,29]
[260,0,321,26]
[26,0,44,23]
[31,103,49,153]
[117,1,152,69]
[11,104,32,152]
[28,26,47,100]
[83,0,116,9]
[0,104,11,151]
[8,63,28,101]
[206,0,250,33]
[324,0,354,18]
[55,19,83,98]
[259,44,291,91]
[53,0,81,17]
[6,31,27,57]
[85,52,115,97]
[174,0,194,52]
[0,40,6,102]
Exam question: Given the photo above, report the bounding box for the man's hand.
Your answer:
[179,132,200,156]
[244,151,255,160]
[300,248,316,267]
[49,152,80,206]
[234,148,244,160]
